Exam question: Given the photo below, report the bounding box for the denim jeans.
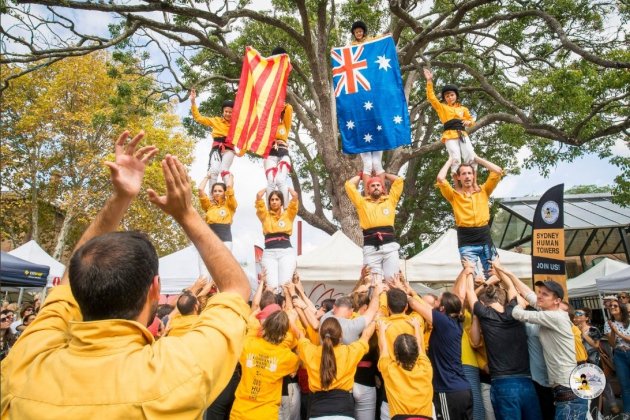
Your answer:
[458,243,497,278]
[554,397,588,420]
[490,377,542,420]
[613,348,630,413]
[463,364,485,420]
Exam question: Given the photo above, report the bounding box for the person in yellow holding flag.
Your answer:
[190,89,235,189]
[230,309,300,420]
[256,187,299,292]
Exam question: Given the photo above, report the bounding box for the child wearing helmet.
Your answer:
[423,68,478,188]
[190,89,236,190]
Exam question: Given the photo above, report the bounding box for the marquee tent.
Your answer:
[596,266,630,294]
[405,229,531,282]
[568,258,629,298]
[1,252,49,288]
[9,240,66,286]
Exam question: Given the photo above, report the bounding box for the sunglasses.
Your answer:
[610,304,620,309]
[575,311,585,316]
[620,296,629,299]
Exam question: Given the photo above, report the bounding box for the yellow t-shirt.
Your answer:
[165,314,198,337]
[274,104,293,143]
[255,198,298,236]
[246,313,299,349]
[572,324,588,363]
[426,80,475,142]
[200,187,237,225]
[191,104,230,138]
[436,171,501,227]
[379,312,425,357]
[297,337,368,391]
[230,336,300,420]
[461,310,479,367]
[378,354,433,417]
[345,178,404,230]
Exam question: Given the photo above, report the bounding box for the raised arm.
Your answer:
[474,155,502,175]
[408,290,433,324]
[251,268,267,311]
[436,158,453,184]
[362,282,384,324]
[148,155,250,301]
[377,321,390,358]
[198,174,211,196]
[494,262,531,299]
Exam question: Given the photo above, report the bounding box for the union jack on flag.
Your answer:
[332,45,371,96]
[331,36,411,154]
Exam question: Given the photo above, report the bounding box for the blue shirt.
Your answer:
[428,309,470,392]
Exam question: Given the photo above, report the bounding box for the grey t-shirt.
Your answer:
[321,311,366,344]
[512,292,576,388]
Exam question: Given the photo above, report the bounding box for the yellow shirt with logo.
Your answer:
[0,285,249,419]
[191,104,230,138]
[345,177,404,230]
[436,171,501,227]
[297,337,368,391]
[200,187,237,225]
[426,80,475,143]
[378,354,433,417]
[274,104,293,143]
[255,198,299,236]
[230,336,300,420]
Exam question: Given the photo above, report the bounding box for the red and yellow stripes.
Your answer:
[227,47,292,157]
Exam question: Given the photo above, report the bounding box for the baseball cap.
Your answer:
[534,280,564,300]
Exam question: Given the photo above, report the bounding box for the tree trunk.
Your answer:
[53,207,74,261]
[30,166,39,242]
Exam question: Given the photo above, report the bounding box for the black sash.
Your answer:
[457,225,492,247]
[308,389,354,418]
[363,226,396,248]
[264,232,291,249]
[209,223,232,242]
[443,118,465,131]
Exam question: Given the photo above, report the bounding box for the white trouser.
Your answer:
[208,149,235,186]
[264,155,291,207]
[198,241,233,279]
[363,242,400,281]
[480,382,496,420]
[381,401,435,420]
[359,151,384,175]
[279,382,300,420]
[262,248,296,290]
[444,135,476,175]
[353,383,376,420]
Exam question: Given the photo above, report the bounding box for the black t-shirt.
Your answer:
[473,298,530,378]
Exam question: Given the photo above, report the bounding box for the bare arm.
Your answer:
[436,158,453,184]
[251,269,267,311]
[408,316,425,354]
[347,175,361,187]
[198,175,210,195]
[469,314,482,348]
[495,264,531,298]
[474,155,502,175]
[453,264,472,304]
[362,282,384,323]
[148,155,250,301]
[408,292,433,324]
[383,173,400,182]
[377,321,390,358]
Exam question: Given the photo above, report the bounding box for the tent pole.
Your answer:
[41,286,48,304]
[599,292,608,324]
[17,287,24,308]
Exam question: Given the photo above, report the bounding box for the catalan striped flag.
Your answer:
[227,47,292,157]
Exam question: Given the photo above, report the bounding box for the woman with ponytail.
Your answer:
[292,316,375,419]
[377,318,433,419]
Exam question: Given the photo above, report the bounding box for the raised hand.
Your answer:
[104,130,157,200]
[147,155,193,222]
[423,68,433,81]
[190,89,196,103]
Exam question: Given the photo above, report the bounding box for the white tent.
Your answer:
[158,245,256,295]
[596,266,630,294]
[568,258,629,298]
[8,240,65,286]
[405,229,531,282]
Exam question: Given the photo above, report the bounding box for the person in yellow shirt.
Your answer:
[256,187,299,292]
[1,131,251,418]
[165,291,200,337]
[231,310,300,420]
[190,88,235,187]
[423,67,477,179]
[377,317,433,419]
[198,173,237,252]
[436,155,503,278]
[345,173,403,281]
[293,316,376,419]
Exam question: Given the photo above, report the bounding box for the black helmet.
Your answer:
[271,46,287,56]
[222,99,234,110]
[441,84,459,100]
[351,21,367,34]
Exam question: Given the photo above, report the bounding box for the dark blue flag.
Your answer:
[331,35,411,154]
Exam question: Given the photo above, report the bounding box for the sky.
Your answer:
[4,4,628,275]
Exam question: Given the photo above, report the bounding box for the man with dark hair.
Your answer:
[436,155,503,278]
[321,289,382,345]
[1,131,251,418]
[164,292,200,338]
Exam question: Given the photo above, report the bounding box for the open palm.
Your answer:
[105,131,157,199]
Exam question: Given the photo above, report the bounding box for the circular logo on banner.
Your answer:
[219,209,227,217]
[541,200,560,225]
[278,221,286,228]
[382,208,390,216]
[570,363,605,400]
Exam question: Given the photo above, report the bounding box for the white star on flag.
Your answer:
[377,125,382,131]
[363,133,373,143]
[393,115,402,124]
[363,101,373,110]
[346,120,355,129]
[375,55,391,71]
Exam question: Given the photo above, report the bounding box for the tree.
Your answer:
[1,52,195,260]
[2,0,628,251]
[565,184,613,195]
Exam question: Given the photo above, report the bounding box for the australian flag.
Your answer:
[331,35,411,154]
